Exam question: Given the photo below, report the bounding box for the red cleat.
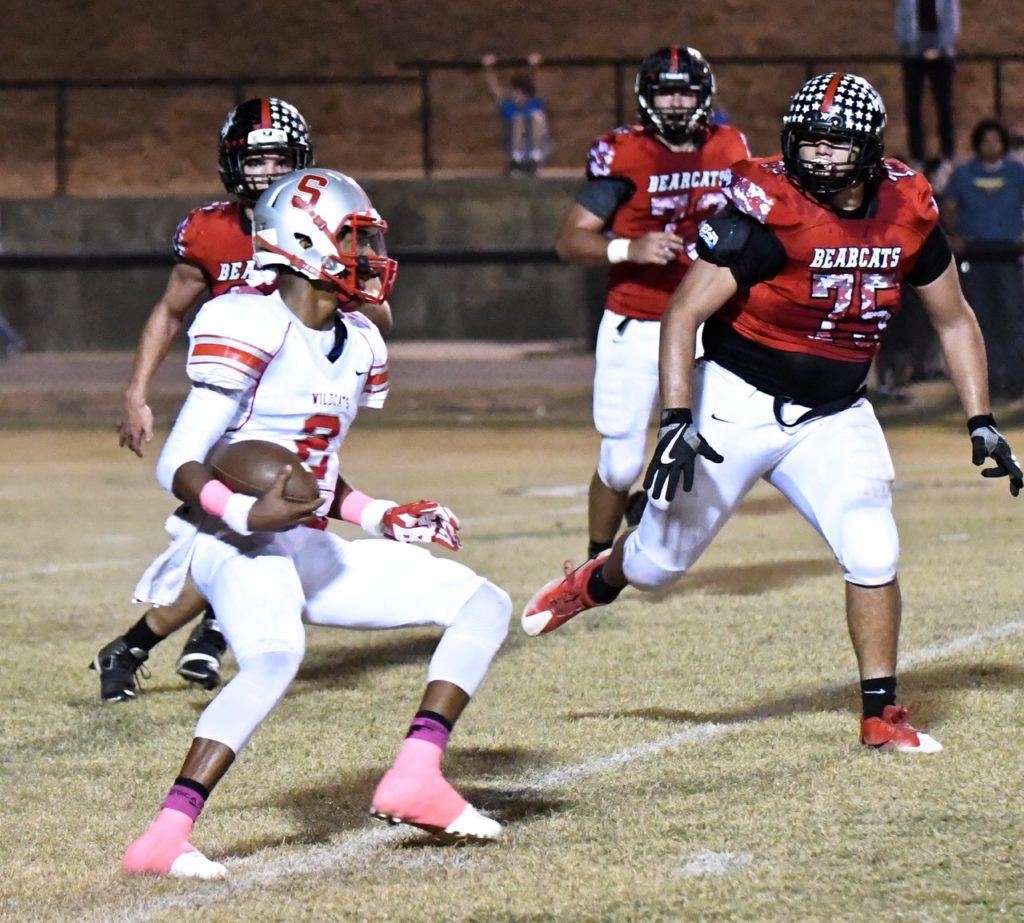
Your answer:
[521,550,611,636]
[860,704,942,753]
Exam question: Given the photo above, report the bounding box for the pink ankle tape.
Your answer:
[339,489,375,525]
[406,716,451,752]
[199,479,234,518]
[392,736,445,772]
[162,784,206,822]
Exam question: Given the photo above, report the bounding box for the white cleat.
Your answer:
[443,804,503,841]
[168,849,227,879]
[883,730,943,754]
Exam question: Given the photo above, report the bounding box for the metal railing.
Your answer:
[1,51,1021,194]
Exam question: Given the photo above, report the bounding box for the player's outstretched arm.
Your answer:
[916,258,1023,496]
[555,204,682,267]
[119,262,209,457]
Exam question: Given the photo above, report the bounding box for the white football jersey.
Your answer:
[186,290,388,514]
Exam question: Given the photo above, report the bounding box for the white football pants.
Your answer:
[188,527,511,753]
[623,359,898,591]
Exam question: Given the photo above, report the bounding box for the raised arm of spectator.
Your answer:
[527,52,545,96]
[481,54,504,103]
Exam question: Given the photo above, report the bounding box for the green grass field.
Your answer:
[2,423,1022,922]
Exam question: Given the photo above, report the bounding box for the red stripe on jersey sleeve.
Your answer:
[192,343,269,373]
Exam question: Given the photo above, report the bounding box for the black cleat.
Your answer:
[175,617,226,690]
[90,638,150,703]
[624,490,648,528]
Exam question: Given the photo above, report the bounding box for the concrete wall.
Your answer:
[0,177,608,349]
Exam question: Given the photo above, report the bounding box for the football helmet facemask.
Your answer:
[218,98,314,202]
[253,169,397,304]
[781,72,886,200]
[636,45,715,145]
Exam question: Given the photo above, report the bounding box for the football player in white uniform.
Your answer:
[122,170,511,879]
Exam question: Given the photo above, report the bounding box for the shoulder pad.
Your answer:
[344,313,389,409]
[586,126,641,179]
[172,201,238,261]
[187,293,287,391]
[696,207,755,265]
[722,159,784,223]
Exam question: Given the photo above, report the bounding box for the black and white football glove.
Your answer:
[643,408,724,504]
[969,414,1022,497]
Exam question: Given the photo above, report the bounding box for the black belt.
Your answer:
[772,385,867,428]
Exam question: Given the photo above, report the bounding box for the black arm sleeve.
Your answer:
[576,177,636,224]
[695,204,788,288]
[905,225,954,288]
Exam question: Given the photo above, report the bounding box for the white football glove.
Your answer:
[382,500,462,550]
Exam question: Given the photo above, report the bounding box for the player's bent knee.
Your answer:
[597,436,647,493]
[621,532,687,591]
[193,647,303,752]
[449,581,512,654]
[839,507,899,587]
[427,582,511,696]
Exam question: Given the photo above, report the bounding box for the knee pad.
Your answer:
[597,434,647,493]
[621,529,687,592]
[194,647,303,752]
[447,581,512,656]
[427,581,511,696]
[840,506,899,587]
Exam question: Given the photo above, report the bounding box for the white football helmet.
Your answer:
[252,168,397,304]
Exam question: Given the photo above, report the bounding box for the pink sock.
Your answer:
[162,783,206,821]
[405,714,451,753]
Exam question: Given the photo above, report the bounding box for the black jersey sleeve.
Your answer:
[904,225,954,288]
[695,204,787,287]
[576,177,636,223]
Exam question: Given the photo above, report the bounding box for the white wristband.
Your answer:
[222,493,258,536]
[607,238,631,264]
[360,498,398,537]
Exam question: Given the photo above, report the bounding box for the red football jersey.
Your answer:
[173,201,272,297]
[717,157,939,362]
[587,123,750,320]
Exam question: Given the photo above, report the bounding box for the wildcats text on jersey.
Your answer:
[647,169,731,193]
[809,247,903,270]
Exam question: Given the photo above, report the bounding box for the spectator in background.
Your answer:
[895,0,960,169]
[481,52,552,174]
[942,118,1024,398]
[0,309,24,360]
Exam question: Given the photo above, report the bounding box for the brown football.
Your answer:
[209,440,320,502]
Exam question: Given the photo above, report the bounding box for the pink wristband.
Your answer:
[199,479,235,518]
[339,489,375,525]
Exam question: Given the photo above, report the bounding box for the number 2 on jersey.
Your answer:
[295,414,341,480]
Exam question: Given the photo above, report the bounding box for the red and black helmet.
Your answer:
[635,45,715,145]
[781,72,887,200]
[218,98,314,202]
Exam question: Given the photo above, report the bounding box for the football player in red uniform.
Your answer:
[94,99,391,701]
[555,46,750,560]
[524,73,1022,753]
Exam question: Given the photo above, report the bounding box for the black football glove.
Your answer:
[969,414,1022,497]
[643,408,724,504]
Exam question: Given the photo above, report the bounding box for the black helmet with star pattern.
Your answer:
[781,72,887,200]
[218,98,314,202]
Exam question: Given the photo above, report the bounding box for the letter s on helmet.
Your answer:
[252,168,398,305]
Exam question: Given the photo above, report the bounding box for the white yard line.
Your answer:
[105,616,1024,923]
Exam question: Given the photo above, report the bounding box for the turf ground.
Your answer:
[2,420,1023,922]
